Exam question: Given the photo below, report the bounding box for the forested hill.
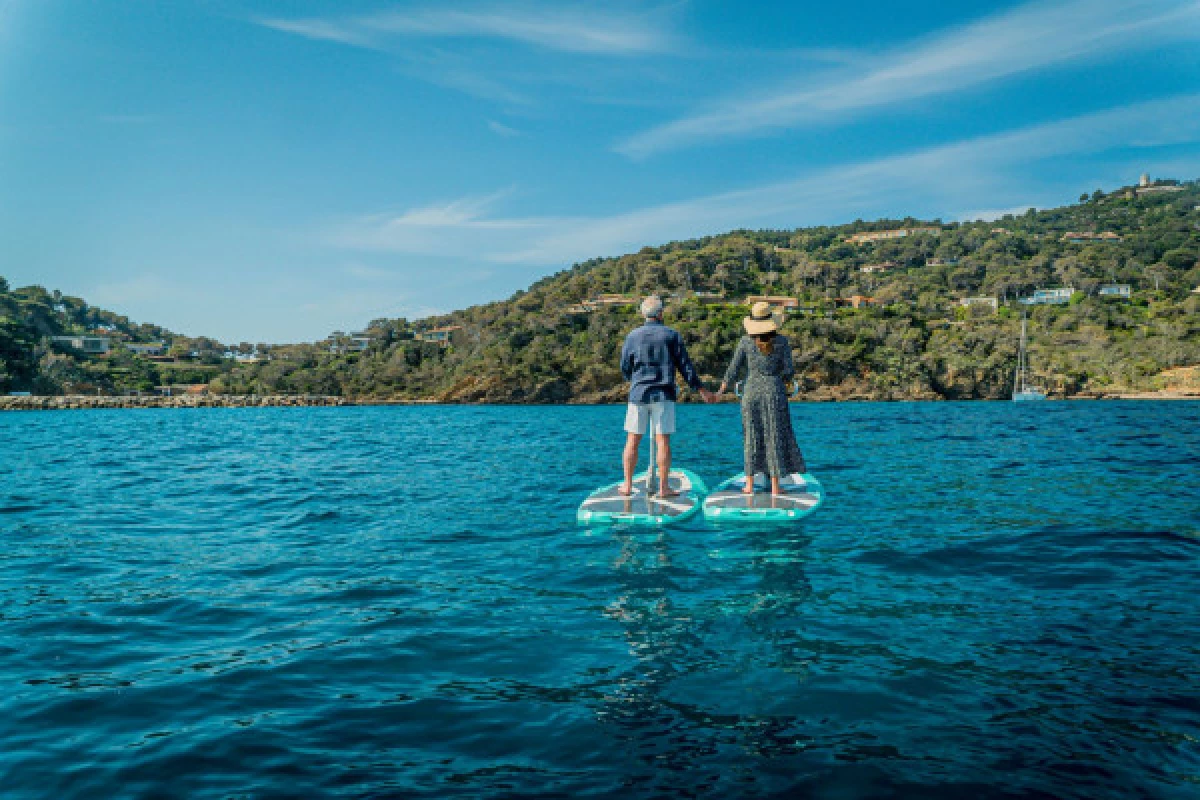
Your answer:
[0,282,222,394]
[5,179,1200,400]
[218,180,1200,401]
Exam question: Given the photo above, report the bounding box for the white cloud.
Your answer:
[97,113,157,125]
[330,94,1200,268]
[331,191,554,256]
[955,206,1037,223]
[342,263,393,280]
[256,17,377,48]
[258,5,677,56]
[487,119,521,137]
[617,0,1200,157]
[86,274,183,310]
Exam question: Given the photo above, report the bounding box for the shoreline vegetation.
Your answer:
[3,180,1198,406]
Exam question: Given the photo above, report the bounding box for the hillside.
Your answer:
[0,282,223,394]
[217,179,1200,401]
[5,179,1200,401]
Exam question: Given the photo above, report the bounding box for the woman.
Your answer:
[717,302,807,496]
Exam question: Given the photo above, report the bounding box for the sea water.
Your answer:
[2,402,1198,798]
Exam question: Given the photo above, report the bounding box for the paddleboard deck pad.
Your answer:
[578,469,707,526]
[703,472,824,521]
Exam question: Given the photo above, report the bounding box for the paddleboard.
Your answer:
[577,468,707,526]
[703,472,824,521]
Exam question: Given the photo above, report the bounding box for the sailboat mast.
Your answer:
[1018,314,1028,392]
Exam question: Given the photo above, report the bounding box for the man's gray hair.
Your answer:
[640,295,664,319]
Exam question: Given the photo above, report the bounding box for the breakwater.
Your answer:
[0,394,349,411]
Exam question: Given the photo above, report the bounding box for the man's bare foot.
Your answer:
[658,488,680,498]
[617,485,634,496]
[741,484,755,495]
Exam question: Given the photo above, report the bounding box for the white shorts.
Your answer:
[624,401,676,435]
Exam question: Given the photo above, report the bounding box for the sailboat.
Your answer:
[1013,313,1047,401]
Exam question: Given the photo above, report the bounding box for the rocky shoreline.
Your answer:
[3,388,1197,412]
[0,394,350,412]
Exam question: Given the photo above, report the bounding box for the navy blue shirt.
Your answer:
[620,319,704,404]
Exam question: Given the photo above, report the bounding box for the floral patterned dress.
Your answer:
[723,335,807,478]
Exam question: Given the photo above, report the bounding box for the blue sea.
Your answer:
[2,402,1199,799]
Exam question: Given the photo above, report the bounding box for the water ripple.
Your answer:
[1,403,1198,798]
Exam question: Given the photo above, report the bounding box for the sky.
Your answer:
[2,0,1199,343]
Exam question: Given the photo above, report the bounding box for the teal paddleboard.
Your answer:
[577,468,707,527]
[703,472,824,522]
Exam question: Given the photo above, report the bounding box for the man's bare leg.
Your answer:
[742,470,755,494]
[620,433,642,495]
[656,434,678,497]
[770,474,783,496]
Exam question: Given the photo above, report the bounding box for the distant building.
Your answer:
[837,295,878,308]
[1098,284,1132,299]
[1137,185,1184,196]
[926,257,960,267]
[125,342,166,356]
[744,295,798,310]
[565,302,596,315]
[1136,174,1183,196]
[1061,231,1121,243]
[691,292,727,304]
[325,330,377,354]
[416,325,465,348]
[51,335,110,355]
[591,294,636,307]
[958,296,998,311]
[845,226,940,244]
[859,261,896,274]
[1020,288,1075,305]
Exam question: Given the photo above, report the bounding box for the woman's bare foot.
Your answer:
[617,484,634,496]
[658,488,680,498]
[741,484,755,495]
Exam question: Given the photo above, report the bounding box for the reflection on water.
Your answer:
[598,526,826,795]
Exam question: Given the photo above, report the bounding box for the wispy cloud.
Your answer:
[487,119,521,137]
[342,263,394,280]
[256,17,377,48]
[954,206,1037,223]
[331,191,553,255]
[97,113,157,125]
[332,94,1200,267]
[617,0,1200,157]
[86,273,184,310]
[258,4,678,56]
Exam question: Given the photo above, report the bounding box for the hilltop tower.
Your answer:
[1139,173,1150,187]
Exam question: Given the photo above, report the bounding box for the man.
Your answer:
[619,295,714,497]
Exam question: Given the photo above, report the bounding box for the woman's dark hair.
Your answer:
[753,331,776,355]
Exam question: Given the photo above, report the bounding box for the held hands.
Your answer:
[699,389,716,404]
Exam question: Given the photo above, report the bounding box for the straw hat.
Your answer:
[743,301,778,335]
